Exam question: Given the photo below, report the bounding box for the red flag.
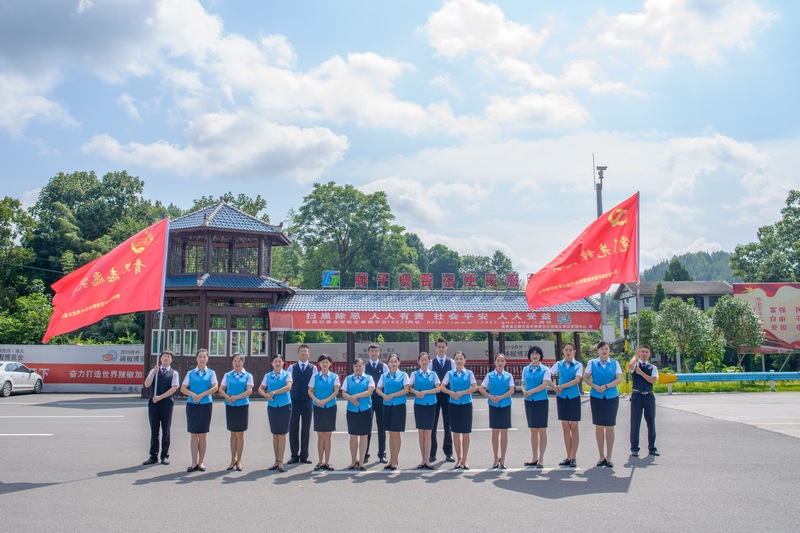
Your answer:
[526,193,639,309]
[43,218,170,343]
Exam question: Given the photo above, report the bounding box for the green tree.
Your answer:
[461,254,492,287]
[711,295,765,368]
[663,257,693,281]
[189,192,271,222]
[630,308,658,349]
[491,250,515,277]
[731,189,800,282]
[0,196,36,308]
[655,297,723,372]
[0,280,53,344]
[405,233,429,273]
[427,244,461,289]
[652,282,666,311]
[28,171,149,287]
[293,182,395,286]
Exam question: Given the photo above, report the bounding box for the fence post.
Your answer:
[770,369,776,392]
[667,383,673,395]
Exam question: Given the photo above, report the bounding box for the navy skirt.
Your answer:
[449,402,473,434]
[590,396,619,426]
[186,402,212,434]
[346,408,372,436]
[226,404,249,432]
[268,404,292,435]
[414,403,435,430]
[556,396,582,421]
[525,399,549,429]
[313,404,337,432]
[488,405,512,429]
[383,403,407,432]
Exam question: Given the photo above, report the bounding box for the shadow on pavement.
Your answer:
[493,465,634,498]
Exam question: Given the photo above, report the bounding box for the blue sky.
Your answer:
[1,0,798,277]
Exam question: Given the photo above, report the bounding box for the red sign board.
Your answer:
[355,273,369,288]
[734,283,800,353]
[486,273,497,288]
[506,273,519,289]
[420,273,432,289]
[442,273,455,289]
[269,310,600,332]
[399,273,412,288]
[377,273,390,288]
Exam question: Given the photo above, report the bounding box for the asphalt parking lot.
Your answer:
[2,391,799,532]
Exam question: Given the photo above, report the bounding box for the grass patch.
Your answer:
[615,381,800,394]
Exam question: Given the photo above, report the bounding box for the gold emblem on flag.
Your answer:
[130,229,155,253]
[607,208,630,227]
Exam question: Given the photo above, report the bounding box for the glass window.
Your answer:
[168,314,181,328]
[166,329,181,355]
[210,315,228,329]
[183,330,198,357]
[233,316,249,329]
[151,330,164,354]
[16,364,30,373]
[209,330,228,357]
[251,331,268,356]
[230,330,248,355]
[4,363,18,372]
[251,316,266,330]
[184,315,198,329]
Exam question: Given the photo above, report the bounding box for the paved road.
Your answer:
[2,392,799,532]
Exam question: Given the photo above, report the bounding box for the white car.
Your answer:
[0,362,44,397]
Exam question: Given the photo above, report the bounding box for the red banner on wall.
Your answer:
[733,283,800,353]
[269,310,600,332]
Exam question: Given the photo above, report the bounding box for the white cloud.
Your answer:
[425,0,550,58]
[115,93,141,121]
[76,0,94,14]
[484,92,590,129]
[0,70,77,137]
[260,34,297,68]
[590,0,778,67]
[82,113,349,182]
[361,177,492,224]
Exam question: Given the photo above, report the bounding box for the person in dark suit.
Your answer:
[629,344,659,457]
[142,350,179,466]
[430,337,455,463]
[363,343,388,464]
[287,344,317,465]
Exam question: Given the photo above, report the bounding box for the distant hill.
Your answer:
[642,251,741,283]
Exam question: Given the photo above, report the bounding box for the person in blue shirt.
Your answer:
[219,352,253,472]
[584,341,623,468]
[341,358,375,471]
[180,348,218,472]
[409,351,440,470]
[440,351,478,470]
[142,350,179,466]
[376,353,410,471]
[550,342,583,468]
[521,346,552,469]
[258,354,293,472]
[479,353,516,470]
[308,354,340,471]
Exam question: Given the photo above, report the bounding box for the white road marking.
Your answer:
[0,433,54,437]
[0,415,124,418]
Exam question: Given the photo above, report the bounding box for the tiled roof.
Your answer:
[170,202,284,234]
[613,281,733,299]
[167,274,291,290]
[270,290,599,313]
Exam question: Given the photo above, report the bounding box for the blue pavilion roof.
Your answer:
[270,290,599,313]
[170,202,285,235]
[167,274,290,290]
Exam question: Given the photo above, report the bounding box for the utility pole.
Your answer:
[595,163,607,332]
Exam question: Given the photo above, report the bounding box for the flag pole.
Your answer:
[155,218,170,355]
[636,192,641,347]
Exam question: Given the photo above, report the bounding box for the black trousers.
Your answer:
[148,398,174,460]
[366,394,386,457]
[630,392,657,452]
[430,391,452,457]
[289,398,313,460]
